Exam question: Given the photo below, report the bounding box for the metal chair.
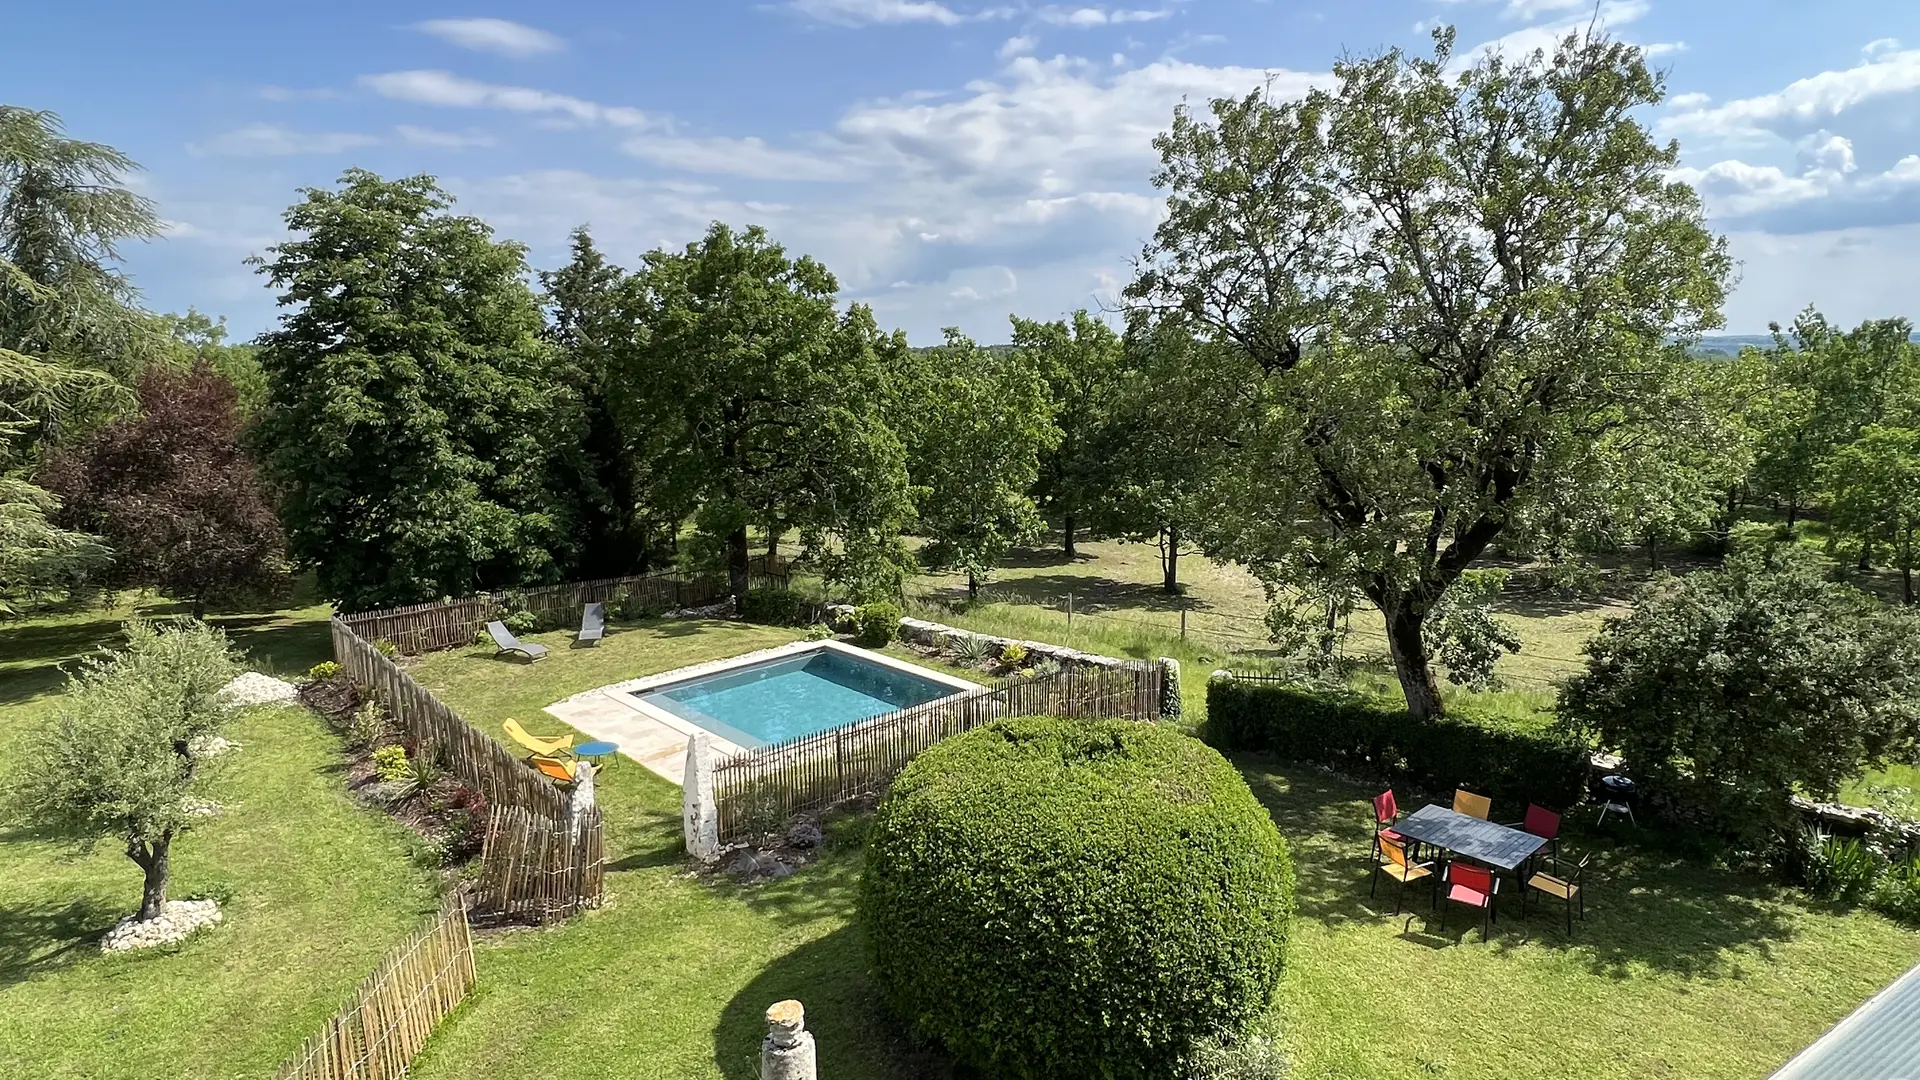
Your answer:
[1370,834,1437,916]
[1453,788,1492,821]
[1371,790,1408,856]
[1524,851,1591,934]
[1439,862,1499,939]
[1504,803,1562,865]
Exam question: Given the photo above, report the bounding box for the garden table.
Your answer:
[1392,804,1549,873]
[574,740,620,771]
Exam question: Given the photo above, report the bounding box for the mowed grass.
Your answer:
[7,592,1919,1080]
[0,599,441,1080]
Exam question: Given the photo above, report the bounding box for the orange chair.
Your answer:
[530,754,577,785]
[1453,789,1492,821]
[1525,851,1591,934]
[1369,834,1436,916]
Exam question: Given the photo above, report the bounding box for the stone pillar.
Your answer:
[1156,657,1182,720]
[566,760,596,834]
[682,733,721,862]
[761,1000,817,1080]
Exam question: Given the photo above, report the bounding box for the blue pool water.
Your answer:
[639,649,959,749]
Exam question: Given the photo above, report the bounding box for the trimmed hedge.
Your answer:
[1205,678,1590,812]
[860,716,1294,1080]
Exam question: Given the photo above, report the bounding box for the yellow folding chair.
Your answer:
[529,754,577,785]
[1453,789,1492,821]
[505,718,573,758]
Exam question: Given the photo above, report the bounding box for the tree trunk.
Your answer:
[130,832,172,922]
[1646,532,1659,571]
[1786,501,1800,531]
[1905,565,1914,605]
[967,570,979,601]
[1161,527,1180,594]
[1858,540,1873,572]
[727,526,751,601]
[1380,596,1444,719]
[191,591,207,620]
[767,529,779,563]
[1063,514,1077,559]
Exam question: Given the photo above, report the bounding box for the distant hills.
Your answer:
[1690,332,1920,357]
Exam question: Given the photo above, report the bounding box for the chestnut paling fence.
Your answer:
[473,804,608,923]
[711,662,1164,842]
[271,900,477,1080]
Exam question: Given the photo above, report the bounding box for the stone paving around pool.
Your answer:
[542,641,823,783]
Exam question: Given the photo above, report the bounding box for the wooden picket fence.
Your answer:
[338,569,727,656]
[271,900,476,1080]
[712,662,1163,842]
[331,619,571,820]
[473,804,608,924]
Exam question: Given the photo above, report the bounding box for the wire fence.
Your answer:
[902,582,1594,692]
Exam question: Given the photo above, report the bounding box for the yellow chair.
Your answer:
[1453,789,1492,821]
[505,718,573,758]
[530,754,577,785]
[1369,834,1436,915]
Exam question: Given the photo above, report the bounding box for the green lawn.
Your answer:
[0,598,441,1080]
[7,595,1919,1080]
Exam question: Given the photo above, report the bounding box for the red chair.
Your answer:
[1505,804,1562,865]
[1439,862,1499,939]
[1371,790,1407,855]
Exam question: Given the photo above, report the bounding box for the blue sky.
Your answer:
[6,0,1920,343]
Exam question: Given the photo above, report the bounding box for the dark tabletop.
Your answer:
[1392,804,1548,872]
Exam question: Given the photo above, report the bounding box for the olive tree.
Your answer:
[1128,28,1729,716]
[9,620,242,921]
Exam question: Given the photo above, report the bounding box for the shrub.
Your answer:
[853,601,900,647]
[346,701,386,748]
[373,638,401,658]
[1870,856,1920,925]
[1184,1032,1290,1080]
[1560,545,1920,840]
[501,609,540,636]
[860,717,1294,1080]
[739,586,811,626]
[305,660,341,681]
[371,745,411,784]
[952,633,994,663]
[1000,642,1028,667]
[613,586,665,621]
[804,623,834,641]
[1205,678,1590,812]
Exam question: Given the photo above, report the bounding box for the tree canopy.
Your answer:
[1128,29,1730,716]
[251,170,577,611]
[1011,309,1123,559]
[42,362,287,616]
[609,222,914,599]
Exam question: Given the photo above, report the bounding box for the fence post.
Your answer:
[1067,592,1073,627]
[760,1000,817,1080]
[682,734,722,862]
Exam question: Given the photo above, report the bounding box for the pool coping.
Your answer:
[544,640,978,785]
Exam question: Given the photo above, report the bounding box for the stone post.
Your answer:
[682,733,721,862]
[566,760,596,834]
[1156,657,1182,720]
[761,1000,817,1080]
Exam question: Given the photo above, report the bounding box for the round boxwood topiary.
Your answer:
[859,716,1294,1080]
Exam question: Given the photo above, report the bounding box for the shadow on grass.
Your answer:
[714,924,958,1080]
[0,893,120,988]
[1235,754,1802,979]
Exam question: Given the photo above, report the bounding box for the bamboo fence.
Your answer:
[331,620,571,821]
[712,662,1163,841]
[271,900,477,1080]
[473,804,608,924]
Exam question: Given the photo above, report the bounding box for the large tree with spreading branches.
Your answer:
[1128,29,1729,716]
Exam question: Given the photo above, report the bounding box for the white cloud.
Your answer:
[1000,34,1038,58]
[1863,38,1901,60]
[414,18,565,58]
[1036,6,1172,27]
[622,134,857,181]
[1659,45,1920,147]
[1668,91,1712,109]
[190,123,379,157]
[256,84,342,102]
[1435,0,1609,22]
[1454,0,1650,69]
[359,70,658,129]
[1724,223,1920,331]
[787,0,978,26]
[945,265,1018,300]
[395,124,498,150]
[1642,41,1687,57]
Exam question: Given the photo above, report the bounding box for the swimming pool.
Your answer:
[624,642,973,750]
